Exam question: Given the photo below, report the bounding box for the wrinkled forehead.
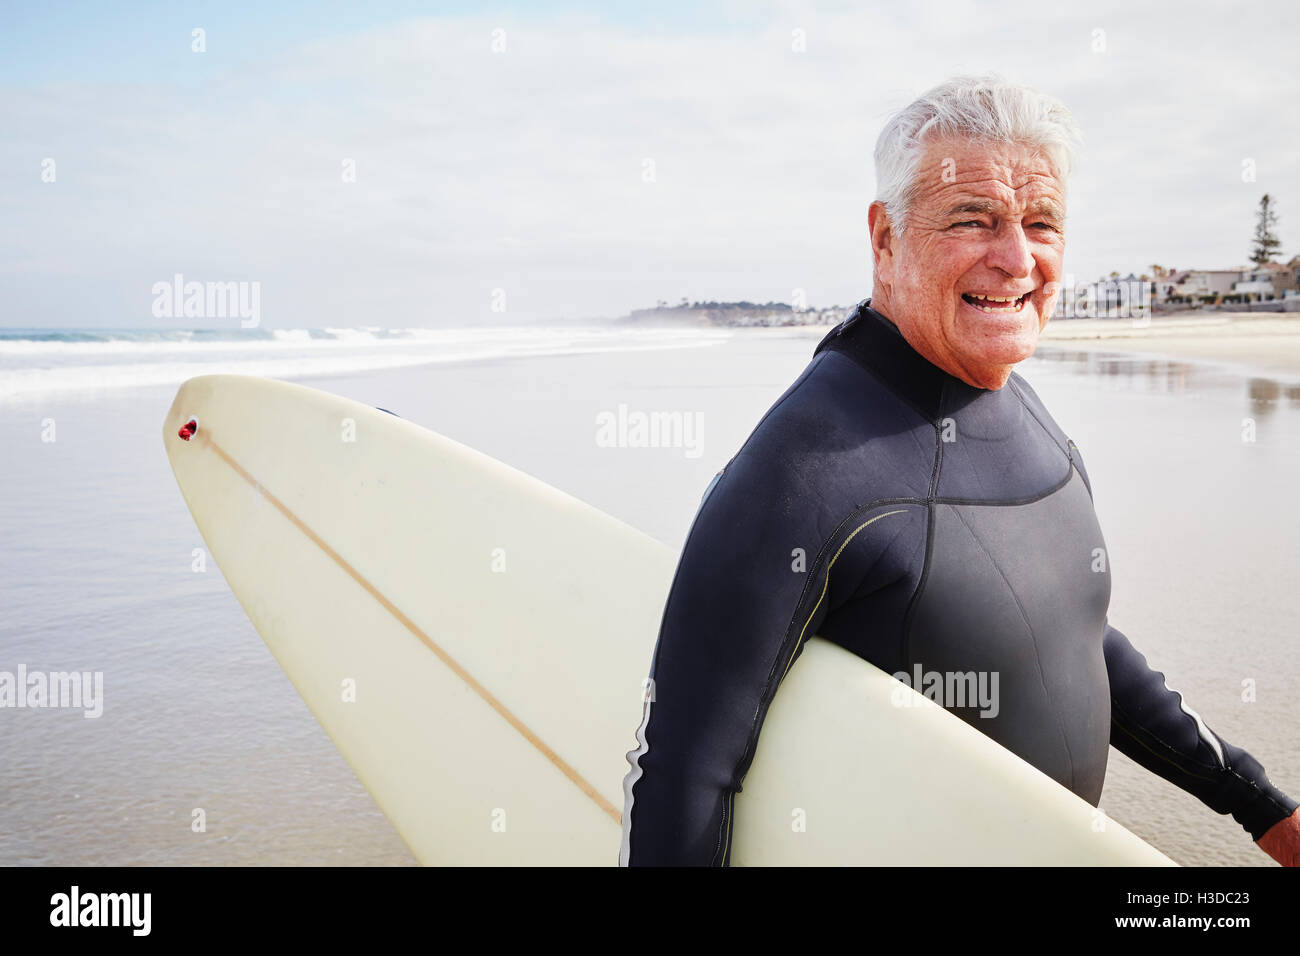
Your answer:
[914,133,1067,211]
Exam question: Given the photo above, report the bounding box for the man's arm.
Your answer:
[619,448,840,866]
[1103,622,1297,840]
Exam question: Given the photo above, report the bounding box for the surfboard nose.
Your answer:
[164,378,202,451]
[163,376,238,450]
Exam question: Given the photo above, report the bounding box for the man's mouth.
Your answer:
[961,292,1032,313]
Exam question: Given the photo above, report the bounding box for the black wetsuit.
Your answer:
[619,299,1296,866]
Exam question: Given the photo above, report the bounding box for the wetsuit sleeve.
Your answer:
[619,450,842,866]
[1103,622,1297,840]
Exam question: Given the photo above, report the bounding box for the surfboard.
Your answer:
[162,374,1176,866]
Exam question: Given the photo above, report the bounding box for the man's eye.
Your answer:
[1031,222,1059,231]
[952,220,984,228]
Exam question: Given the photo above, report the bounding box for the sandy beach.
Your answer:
[1039,311,1300,378]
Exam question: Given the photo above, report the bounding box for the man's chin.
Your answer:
[957,311,1040,360]
[970,330,1040,373]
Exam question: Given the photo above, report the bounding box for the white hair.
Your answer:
[874,74,1083,232]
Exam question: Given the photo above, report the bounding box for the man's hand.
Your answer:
[1257,807,1300,866]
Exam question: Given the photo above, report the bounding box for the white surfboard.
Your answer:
[162,374,1176,866]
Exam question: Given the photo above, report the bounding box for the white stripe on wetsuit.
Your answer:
[618,692,654,866]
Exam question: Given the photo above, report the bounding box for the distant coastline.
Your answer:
[616,301,846,328]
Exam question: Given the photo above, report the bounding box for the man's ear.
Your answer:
[868,201,895,284]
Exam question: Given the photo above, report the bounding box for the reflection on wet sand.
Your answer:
[1034,346,1300,416]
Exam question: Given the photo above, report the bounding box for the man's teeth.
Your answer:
[963,294,1026,313]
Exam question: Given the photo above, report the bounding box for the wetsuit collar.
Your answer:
[815,298,968,423]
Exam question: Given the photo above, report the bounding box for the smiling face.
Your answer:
[869,135,1067,390]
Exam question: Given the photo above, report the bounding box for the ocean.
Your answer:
[1,324,1296,866]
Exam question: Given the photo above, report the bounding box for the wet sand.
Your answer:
[1039,312,1300,377]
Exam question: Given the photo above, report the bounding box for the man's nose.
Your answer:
[985,222,1035,278]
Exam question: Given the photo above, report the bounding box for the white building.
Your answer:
[1233,267,1279,298]
[1171,269,1243,301]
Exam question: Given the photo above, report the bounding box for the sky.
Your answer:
[2,0,1298,328]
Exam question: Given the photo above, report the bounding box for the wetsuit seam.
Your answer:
[756,497,928,704]
[848,511,918,602]
[930,463,1075,507]
[901,409,945,666]
[932,380,948,497]
[812,298,867,351]
[1008,375,1071,460]
[1009,375,1087,501]
[761,499,921,694]
[718,790,735,865]
[1109,700,1222,778]
[950,502,1078,793]
[1220,759,1292,821]
[778,507,912,682]
[1065,440,1095,501]
[929,376,1072,505]
[1112,709,1293,829]
[900,507,935,668]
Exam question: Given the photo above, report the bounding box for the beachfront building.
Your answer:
[1164,269,1246,305]
[1233,267,1279,300]
[1147,261,1299,309]
[1272,256,1300,298]
[1153,270,1190,304]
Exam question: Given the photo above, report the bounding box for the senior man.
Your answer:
[619,75,1299,867]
